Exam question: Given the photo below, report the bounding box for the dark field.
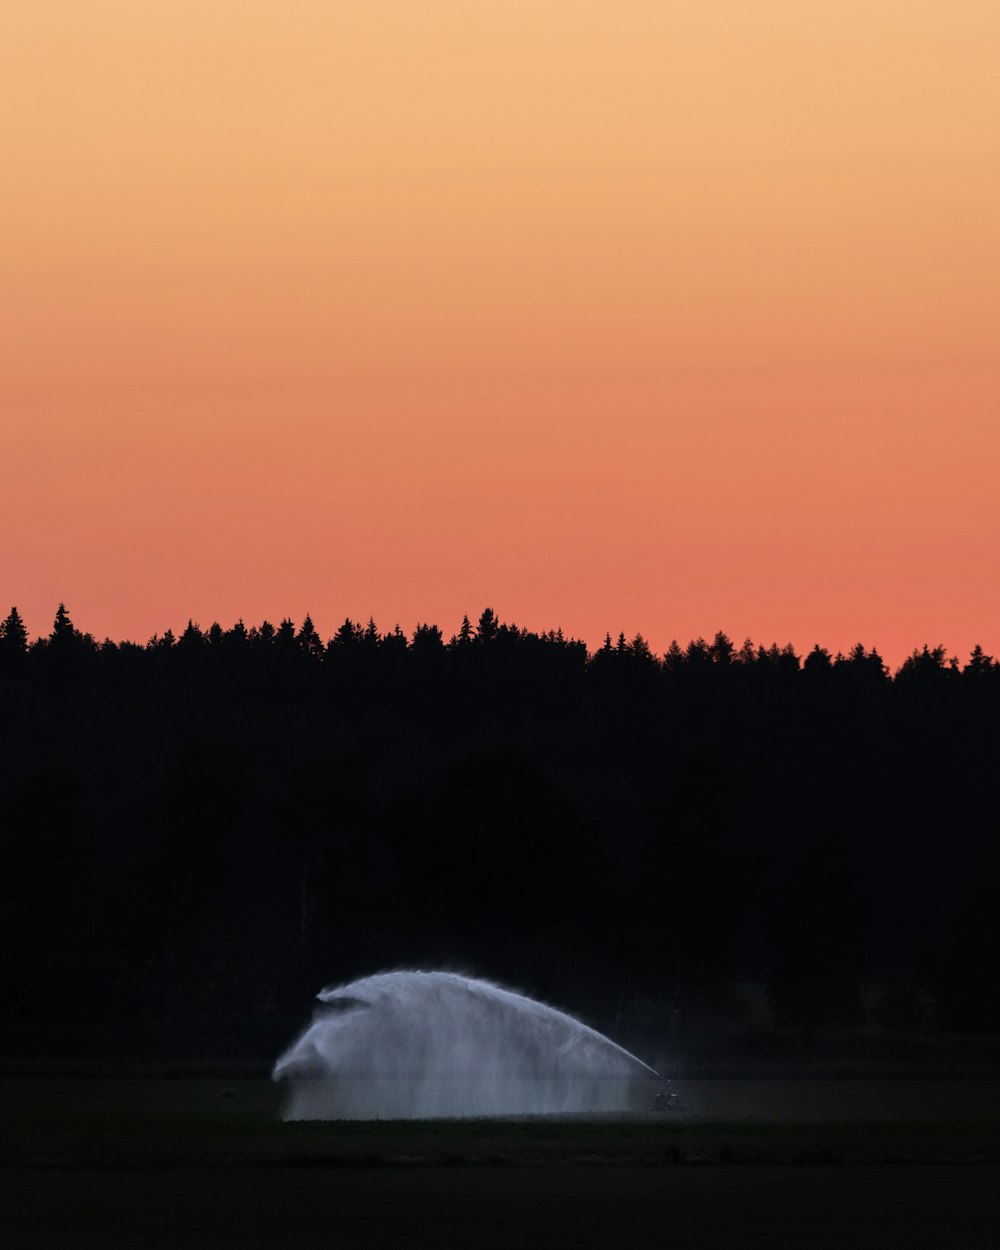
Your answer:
[4,1078,1000,1168]
[5,1081,1000,1247]
[4,1166,999,1249]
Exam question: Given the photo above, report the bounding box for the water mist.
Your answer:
[273,971,655,1119]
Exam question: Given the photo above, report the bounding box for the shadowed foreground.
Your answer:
[6,1081,1000,1247]
[5,1080,1000,1168]
[4,1166,999,1250]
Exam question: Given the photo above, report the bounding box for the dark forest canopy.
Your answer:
[2,601,996,678]
[2,602,1000,1070]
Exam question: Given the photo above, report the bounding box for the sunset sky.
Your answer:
[3,2,998,663]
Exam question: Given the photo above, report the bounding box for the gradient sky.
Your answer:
[3,2,998,662]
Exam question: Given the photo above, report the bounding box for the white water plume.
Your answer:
[273,970,655,1119]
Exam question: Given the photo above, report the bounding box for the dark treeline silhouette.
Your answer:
[2,603,999,1070]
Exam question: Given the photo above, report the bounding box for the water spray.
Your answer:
[274,970,656,1119]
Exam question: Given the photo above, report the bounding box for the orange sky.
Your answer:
[3,2,998,663]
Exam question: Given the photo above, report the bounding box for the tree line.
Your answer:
[2,603,999,1069]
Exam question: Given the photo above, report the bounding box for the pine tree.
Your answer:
[412,623,443,653]
[662,639,684,672]
[709,631,734,666]
[328,618,364,651]
[51,602,75,646]
[296,614,324,658]
[966,644,994,677]
[178,619,204,651]
[227,619,248,647]
[275,618,297,650]
[803,643,832,675]
[476,608,499,643]
[0,606,28,655]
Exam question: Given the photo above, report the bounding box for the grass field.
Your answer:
[6,1081,1000,1247]
[4,1079,1000,1169]
[4,1165,999,1249]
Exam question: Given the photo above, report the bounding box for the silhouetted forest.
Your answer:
[2,604,999,1071]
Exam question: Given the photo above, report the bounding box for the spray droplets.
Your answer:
[274,970,653,1119]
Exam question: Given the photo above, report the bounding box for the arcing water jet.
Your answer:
[273,970,655,1119]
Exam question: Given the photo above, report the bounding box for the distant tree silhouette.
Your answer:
[296,614,324,658]
[381,624,408,659]
[803,643,832,675]
[662,639,684,673]
[329,618,363,650]
[412,623,444,653]
[51,602,74,644]
[839,643,888,684]
[476,608,499,644]
[709,631,735,666]
[451,614,474,647]
[628,634,657,666]
[34,602,95,672]
[684,637,711,672]
[896,644,952,684]
[0,606,28,662]
[226,619,248,650]
[2,602,1000,1070]
[965,644,995,678]
[178,619,204,652]
[275,618,297,651]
